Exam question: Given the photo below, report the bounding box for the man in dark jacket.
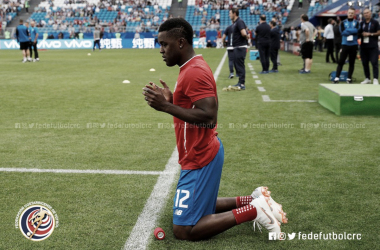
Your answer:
[255,15,271,74]
[333,19,342,63]
[269,20,280,73]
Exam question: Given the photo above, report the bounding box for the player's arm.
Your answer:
[143,87,217,128]
[363,22,380,37]
[340,22,357,36]
[304,28,310,41]
[34,31,38,43]
[313,28,317,39]
[240,28,248,40]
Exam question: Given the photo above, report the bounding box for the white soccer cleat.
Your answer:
[222,85,241,91]
[373,79,379,85]
[251,195,281,233]
[251,186,271,198]
[251,186,288,224]
[360,78,371,84]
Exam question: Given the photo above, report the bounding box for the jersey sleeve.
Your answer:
[183,66,216,103]
[236,19,246,32]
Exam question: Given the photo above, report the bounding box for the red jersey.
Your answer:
[173,55,220,170]
[199,30,206,38]
[217,30,222,38]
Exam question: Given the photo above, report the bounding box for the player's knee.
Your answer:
[173,225,193,241]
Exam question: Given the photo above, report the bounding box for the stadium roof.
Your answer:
[315,0,379,16]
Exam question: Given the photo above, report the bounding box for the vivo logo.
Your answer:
[64,40,92,48]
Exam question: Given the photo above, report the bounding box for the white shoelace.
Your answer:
[253,220,263,233]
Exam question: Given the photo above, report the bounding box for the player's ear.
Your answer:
[178,37,185,49]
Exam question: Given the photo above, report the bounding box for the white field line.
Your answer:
[213,51,228,82]
[123,149,179,250]
[257,87,266,92]
[124,52,227,250]
[262,95,317,102]
[0,168,164,175]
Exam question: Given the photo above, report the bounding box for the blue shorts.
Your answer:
[173,138,224,226]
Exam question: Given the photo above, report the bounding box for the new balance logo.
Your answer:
[174,209,183,216]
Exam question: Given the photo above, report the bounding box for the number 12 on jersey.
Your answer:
[175,189,190,208]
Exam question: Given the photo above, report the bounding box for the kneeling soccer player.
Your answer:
[143,18,287,240]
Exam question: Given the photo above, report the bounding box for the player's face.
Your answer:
[229,11,235,21]
[347,9,355,19]
[158,31,181,67]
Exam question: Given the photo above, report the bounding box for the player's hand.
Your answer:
[142,85,170,112]
[362,32,370,37]
[146,79,173,103]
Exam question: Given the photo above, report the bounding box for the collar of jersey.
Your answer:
[180,54,202,68]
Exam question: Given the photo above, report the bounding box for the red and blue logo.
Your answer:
[18,205,56,241]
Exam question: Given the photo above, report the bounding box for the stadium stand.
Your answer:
[4,0,295,39]
[307,0,333,18]
[29,0,172,38]
[186,0,290,32]
[1,1,22,26]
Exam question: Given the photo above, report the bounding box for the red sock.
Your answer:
[232,204,257,225]
[236,196,253,208]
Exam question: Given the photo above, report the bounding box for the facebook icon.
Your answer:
[268,232,277,240]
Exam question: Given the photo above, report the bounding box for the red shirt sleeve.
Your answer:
[183,65,216,104]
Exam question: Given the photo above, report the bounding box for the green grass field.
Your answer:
[0,48,379,249]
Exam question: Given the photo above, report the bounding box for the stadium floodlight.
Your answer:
[347,1,354,6]
[358,1,364,7]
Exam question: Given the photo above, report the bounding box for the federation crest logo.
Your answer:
[15,202,58,241]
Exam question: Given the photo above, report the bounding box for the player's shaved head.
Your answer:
[158,18,193,45]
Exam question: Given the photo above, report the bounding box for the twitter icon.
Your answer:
[288,233,296,240]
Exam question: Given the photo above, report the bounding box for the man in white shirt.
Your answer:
[324,18,336,63]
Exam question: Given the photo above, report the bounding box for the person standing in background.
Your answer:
[25,0,30,13]
[16,19,31,63]
[255,15,271,74]
[216,28,223,48]
[324,18,336,63]
[333,18,342,63]
[229,8,248,90]
[272,16,282,66]
[93,26,101,51]
[29,21,39,62]
[299,14,316,74]
[358,8,380,85]
[333,7,359,84]
[269,20,280,73]
[222,24,235,79]
[199,27,206,49]
[314,26,323,52]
